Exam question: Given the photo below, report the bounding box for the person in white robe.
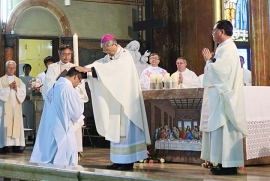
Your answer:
[19,64,35,133]
[0,60,26,154]
[125,40,150,77]
[140,53,168,89]
[76,34,151,170]
[171,57,202,88]
[30,67,85,166]
[36,56,55,85]
[239,56,252,86]
[201,20,247,175]
[42,44,88,156]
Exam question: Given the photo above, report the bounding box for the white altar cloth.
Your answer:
[244,86,270,160]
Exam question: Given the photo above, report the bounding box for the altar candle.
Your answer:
[150,74,156,83]
[73,33,79,66]
[164,73,170,82]
[171,73,178,82]
[157,74,162,83]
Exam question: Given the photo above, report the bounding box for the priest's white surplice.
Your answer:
[0,75,26,148]
[42,61,88,152]
[171,68,202,88]
[30,77,84,166]
[86,46,151,163]
[200,39,247,167]
[140,66,168,90]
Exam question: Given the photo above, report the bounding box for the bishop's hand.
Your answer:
[75,66,91,73]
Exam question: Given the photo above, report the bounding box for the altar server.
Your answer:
[30,67,84,166]
[76,34,151,170]
[201,20,247,175]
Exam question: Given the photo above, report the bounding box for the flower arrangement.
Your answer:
[29,78,42,96]
[139,150,165,164]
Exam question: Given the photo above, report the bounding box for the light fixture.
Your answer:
[65,0,71,6]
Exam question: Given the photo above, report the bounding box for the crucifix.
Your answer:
[133,0,166,52]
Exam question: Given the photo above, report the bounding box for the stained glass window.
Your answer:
[223,0,249,42]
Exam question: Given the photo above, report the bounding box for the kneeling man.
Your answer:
[30,67,85,166]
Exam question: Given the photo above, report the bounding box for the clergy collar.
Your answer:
[177,68,188,73]
[59,60,69,65]
[150,65,160,69]
[219,38,232,46]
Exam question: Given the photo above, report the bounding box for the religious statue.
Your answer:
[125,40,150,77]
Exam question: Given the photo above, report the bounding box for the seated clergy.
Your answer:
[171,57,202,88]
[140,53,168,89]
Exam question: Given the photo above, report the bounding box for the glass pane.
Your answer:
[224,0,249,42]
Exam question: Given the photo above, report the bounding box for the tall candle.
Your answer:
[157,74,162,83]
[150,74,156,83]
[171,73,178,82]
[73,33,79,66]
[164,73,170,82]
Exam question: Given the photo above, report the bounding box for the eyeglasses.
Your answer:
[149,57,160,60]
[61,53,71,57]
[176,62,186,65]
[212,28,221,34]
[102,44,115,54]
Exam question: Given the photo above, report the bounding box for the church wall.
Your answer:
[180,0,214,76]
[10,0,138,40]
[151,0,214,76]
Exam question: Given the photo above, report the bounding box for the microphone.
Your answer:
[212,58,216,63]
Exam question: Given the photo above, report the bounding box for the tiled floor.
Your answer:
[1,147,270,181]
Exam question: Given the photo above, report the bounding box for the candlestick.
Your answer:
[73,33,79,66]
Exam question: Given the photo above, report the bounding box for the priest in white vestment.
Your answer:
[76,34,151,170]
[239,56,252,86]
[140,53,168,89]
[0,60,26,154]
[19,64,35,133]
[201,20,247,175]
[42,44,88,156]
[30,67,85,166]
[171,57,202,88]
[36,56,55,85]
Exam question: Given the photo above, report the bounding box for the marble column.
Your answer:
[248,0,269,86]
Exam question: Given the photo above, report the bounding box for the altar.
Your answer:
[142,87,270,165]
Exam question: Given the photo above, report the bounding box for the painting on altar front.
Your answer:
[154,124,202,164]
[223,0,249,42]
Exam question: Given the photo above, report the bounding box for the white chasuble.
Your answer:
[86,47,150,144]
[200,39,247,167]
